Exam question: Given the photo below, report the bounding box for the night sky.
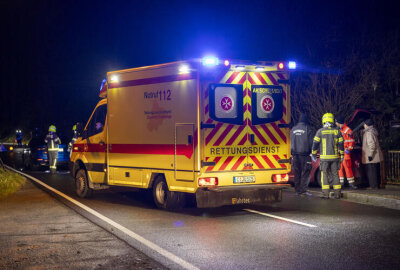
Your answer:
[0,0,397,140]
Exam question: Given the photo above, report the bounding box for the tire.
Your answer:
[75,169,93,198]
[152,175,184,209]
[315,170,322,187]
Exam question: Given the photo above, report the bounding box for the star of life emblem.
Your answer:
[220,95,234,113]
[260,95,275,113]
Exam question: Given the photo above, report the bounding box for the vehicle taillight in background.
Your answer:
[198,177,218,187]
[272,174,289,183]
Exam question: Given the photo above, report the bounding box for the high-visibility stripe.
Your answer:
[205,122,224,145]
[321,130,338,135]
[312,150,318,154]
[322,138,326,156]
[226,124,246,145]
[344,139,354,143]
[218,156,234,171]
[250,156,264,169]
[314,137,321,142]
[231,156,246,170]
[273,155,286,168]
[261,155,276,169]
[333,185,341,190]
[213,124,234,146]
[259,125,279,144]
[334,138,338,155]
[321,172,330,189]
[271,123,287,143]
[338,137,343,142]
[48,148,59,151]
[320,155,339,159]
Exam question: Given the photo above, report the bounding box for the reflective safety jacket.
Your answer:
[68,132,78,152]
[312,127,344,161]
[340,123,355,151]
[45,133,61,151]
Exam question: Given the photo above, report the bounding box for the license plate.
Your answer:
[233,176,255,184]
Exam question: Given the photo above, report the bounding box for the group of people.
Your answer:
[44,124,79,174]
[291,112,382,199]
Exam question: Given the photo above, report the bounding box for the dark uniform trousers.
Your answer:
[364,163,381,188]
[48,150,58,173]
[293,155,312,194]
[320,160,341,198]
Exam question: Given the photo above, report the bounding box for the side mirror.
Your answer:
[76,123,84,137]
[81,129,88,139]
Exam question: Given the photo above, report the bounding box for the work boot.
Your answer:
[349,183,358,190]
[321,190,329,199]
[334,190,341,199]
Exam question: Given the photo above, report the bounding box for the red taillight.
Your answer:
[198,177,218,187]
[272,174,289,183]
[278,62,284,70]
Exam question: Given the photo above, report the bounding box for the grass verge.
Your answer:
[0,168,26,199]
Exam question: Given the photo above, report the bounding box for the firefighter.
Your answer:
[68,124,79,158]
[290,113,314,196]
[45,125,61,174]
[312,113,344,199]
[335,116,357,189]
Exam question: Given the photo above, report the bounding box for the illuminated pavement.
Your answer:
[20,171,400,269]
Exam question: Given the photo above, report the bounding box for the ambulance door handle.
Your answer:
[99,140,105,146]
[188,135,193,145]
[250,134,255,143]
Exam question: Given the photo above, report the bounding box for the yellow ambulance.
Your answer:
[70,58,295,209]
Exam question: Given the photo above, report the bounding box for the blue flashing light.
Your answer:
[288,61,296,69]
[202,56,219,66]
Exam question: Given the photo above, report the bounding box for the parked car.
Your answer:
[289,109,376,187]
[22,131,70,170]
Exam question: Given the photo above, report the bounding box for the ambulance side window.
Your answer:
[209,84,243,125]
[86,105,107,137]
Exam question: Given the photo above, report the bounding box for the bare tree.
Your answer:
[291,53,377,129]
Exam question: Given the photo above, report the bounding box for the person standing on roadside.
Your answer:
[45,125,61,174]
[361,119,383,189]
[335,116,357,189]
[291,113,314,196]
[312,113,344,199]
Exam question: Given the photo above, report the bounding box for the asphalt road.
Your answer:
[23,170,400,270]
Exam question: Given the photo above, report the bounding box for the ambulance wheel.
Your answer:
[75,169,93,198]
[152,175,184,209]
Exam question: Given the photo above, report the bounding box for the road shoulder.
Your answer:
[0,179,166,269]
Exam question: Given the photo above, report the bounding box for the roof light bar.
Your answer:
[179,64,190,74]
[235,65,245,71]
[288,61,296,69]
[110,75,119,83]
[202,56,219,66]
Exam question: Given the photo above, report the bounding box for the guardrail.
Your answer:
[386,150,400,184]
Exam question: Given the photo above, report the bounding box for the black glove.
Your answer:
[368,156,373,162]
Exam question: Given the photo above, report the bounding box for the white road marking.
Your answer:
[243,208,317,228]
[7,166,200,270]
